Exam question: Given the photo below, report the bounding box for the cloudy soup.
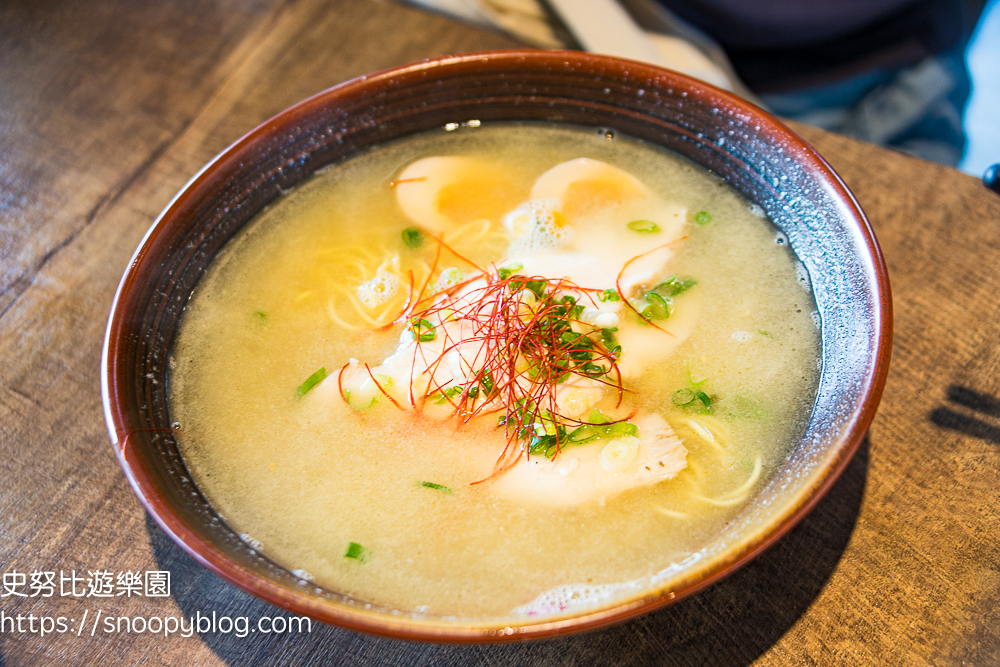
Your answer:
[168,123,820,619]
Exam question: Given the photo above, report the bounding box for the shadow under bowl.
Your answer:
[101,49,892,642]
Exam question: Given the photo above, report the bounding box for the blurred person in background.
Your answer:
[653,0,987,165]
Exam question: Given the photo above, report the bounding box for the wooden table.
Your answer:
[1,0,998,664]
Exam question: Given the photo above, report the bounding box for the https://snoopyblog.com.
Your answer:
[1,568,312,638]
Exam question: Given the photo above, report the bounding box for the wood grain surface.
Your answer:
[1,0,998,665]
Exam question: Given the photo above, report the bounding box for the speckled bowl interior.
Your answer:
[102,50,891,642]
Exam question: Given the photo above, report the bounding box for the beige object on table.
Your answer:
[404,0,751,95]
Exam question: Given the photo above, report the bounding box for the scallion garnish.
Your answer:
[529,435,556,455]
[418,481,453,493]
[253,310,267,323]
[525,279,548,298]
[673,364,714,413]
[695,391,712,410]
[432,386,463,404]
[673,388,696,407]
[560,331,583,344]
[644,292,672,320]
[569,425,599,444]
[479,370,495,395]
[694,211,713,226]
[497,263,523,281]
[687,361,709,388]
[601,328,618,350]
[589,409,611,425]
[598,289,620,302]
[654,275,697,297]
[295,367,327,398]
[627,219,660,233]
[410,317,436,342]
[402,226,424,249]
[605,421,638,438]
[344,542,368,561]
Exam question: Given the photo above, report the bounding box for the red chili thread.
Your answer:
[403,271,629,475]
[387,177,427,188]
[337,362,351,405]
[363,363,405,410]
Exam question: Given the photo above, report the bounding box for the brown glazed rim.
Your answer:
[102,49,892,642]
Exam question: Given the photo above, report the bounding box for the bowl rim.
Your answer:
[102,48,892,642]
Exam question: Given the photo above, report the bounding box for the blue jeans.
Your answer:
[761,49,970,166]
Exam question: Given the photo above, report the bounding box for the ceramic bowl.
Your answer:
[102,50,891,642]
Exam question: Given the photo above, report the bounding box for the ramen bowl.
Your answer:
[101,50,891,641]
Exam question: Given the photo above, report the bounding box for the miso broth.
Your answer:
[168,123,820,618]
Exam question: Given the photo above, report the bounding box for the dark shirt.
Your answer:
[657,0,982,91]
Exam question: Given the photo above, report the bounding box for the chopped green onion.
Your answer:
[253,310,267,323]
[673,388,696,407]
[605,421,638,438]
[525,279,548,298]
[410,317,436,342]
[654,276,697,297]
[598,289,621,302]
[686,361,709,387]
[479,370,495,395]
[758,330,773,338]
[295,367,327,398]
[601,329,619,358]
[344,542,368,561]
[561,331,583,344]
[694,211,713,226]
[644,292,671,320]
[529,434,558,455]
[418,481,453,493]
[402,227,424,248]
[627,219,661,233]
[589,409,611,425]
[536,410,559,436]
[344,387,378,412]
[432,386,463,404]
[658,273,678,286]
[569,425,599,444]
[497,263,523,280]
[674,388,712,413]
